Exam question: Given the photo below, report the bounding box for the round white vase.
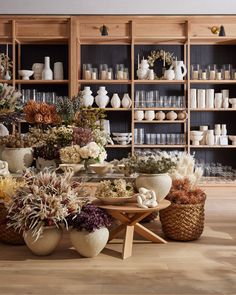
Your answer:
[24,226,62,256]
[70,227,109,258]
[156,111,165,121]
[135,173,172,202]
[111,93,121,108]
[144,110,155,121]
[121,93,132,108]
[134,110,144,121]
[166,111,177,121]
[42,56,53,80]
[82,86,94,107]
[2,147,33,173]
[36,157,57,171]
[95,87,109,108]
[206,130,215,146]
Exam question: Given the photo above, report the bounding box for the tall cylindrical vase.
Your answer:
[206,89,214,108]
[197,89,206,109]
[190,89,197,109]
[42,56,53,80]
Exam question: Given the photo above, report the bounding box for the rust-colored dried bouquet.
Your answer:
[23,100,59,125]
[166,178,206,205]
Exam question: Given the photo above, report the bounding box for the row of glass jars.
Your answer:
[191,64,236,80]
[83,64,129,80]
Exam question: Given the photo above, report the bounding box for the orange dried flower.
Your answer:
[34,113,43,123]
[40,103,50,115]
[43,114,52,124]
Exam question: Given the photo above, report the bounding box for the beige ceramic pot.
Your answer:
[23,226,62,256]
[135,173,172,202]
[70,227,109,258]
[2,147,33,173]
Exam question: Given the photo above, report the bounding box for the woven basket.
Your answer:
[0,202,25,245]
[160,202,205,241]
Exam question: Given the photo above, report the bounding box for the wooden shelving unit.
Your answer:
[134,120,186,124]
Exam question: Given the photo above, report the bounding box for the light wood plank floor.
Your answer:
[0,189,236,295]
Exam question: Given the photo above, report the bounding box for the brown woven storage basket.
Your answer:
[160,202,205,241]
[0,202,25,245]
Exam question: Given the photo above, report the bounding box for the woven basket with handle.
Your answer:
[160,202,205,241]
[0,202,25,245]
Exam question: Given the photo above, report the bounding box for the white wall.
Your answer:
[0,0,236,15]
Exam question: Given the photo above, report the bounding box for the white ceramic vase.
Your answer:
[70,227,109,258]
[197,89,206,108]
[2,147,33,173]
[206,89,214,108]
[36,157,57,171]
[215,93,223,108]
[170,60,187,80]
[82,86,94,107]
[111,93,121,108]
[137,59,149,80]
[156,111,165,121]
[200,125,208,145]
[221,124,227,136]
[53,62,63,80]
[164,69,175,80]
[24,226,62,256]
[148,69,155,80]
[95,86,109,108]
[223,97,229,109]
[206,130,215,146]
[121,93,132,108]
[166,111,177,121]
[42,56,53,80]
[134,110,144,121]
[135,173,172,202]
[32,63,44,80]
[190,89,197,109]
[144,110,155,121]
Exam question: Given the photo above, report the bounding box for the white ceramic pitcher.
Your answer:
[170,61,187,80]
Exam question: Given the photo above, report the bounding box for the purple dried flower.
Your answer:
[73,127,94,147]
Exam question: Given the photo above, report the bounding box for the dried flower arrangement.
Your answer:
[73,127,94,147]
[95,179,134,199]
[0,133,38,148]
[7,169,86,241]
[66,204,112,233]
[56,96,81,126]
[75,106,106,131]
[126,152,177,175]
[0,83,22,114]
[0,54,13,78]
[165,178,206,205]
[0,177,23,203]
[34,144,60,161]
[23,100,59,125]
[60,145,81,164]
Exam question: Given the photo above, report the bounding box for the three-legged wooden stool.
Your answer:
[96,200,171,259]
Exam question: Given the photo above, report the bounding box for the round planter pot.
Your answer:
[2,147,33,173]
[23,226,62,256]
[135,173,172,202]
[36,157,57,171]
[70,227,109,258]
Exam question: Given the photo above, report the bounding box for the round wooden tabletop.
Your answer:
[93,199,171,213]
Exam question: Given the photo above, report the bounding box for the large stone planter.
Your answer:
[23,226,62,256]
[135,173,172,202]
[70,227,109,258]
[2,147,33,173]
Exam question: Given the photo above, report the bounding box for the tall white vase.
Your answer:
[82,86,94,107]
[53,62,63,80]
[215,93,223,108]
[111,93,121,108]
[42,56,53,80]
[190,89,197,109]
[95,86,109,108]
[197,89,206,108]
[206,89,214,108]
[206,130,215,146]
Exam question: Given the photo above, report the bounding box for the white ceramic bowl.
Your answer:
[18,70,34,80]
[229,135,236,145]
[89,163,113,176]
[190,130,203,137]
[59,163,84,174]
[112,133,131,137]
[190,135,203,142]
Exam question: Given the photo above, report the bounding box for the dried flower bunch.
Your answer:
[95,179,134,199]
[0,54,13,77]
[170,153,203,188]
[66,204,112,233]
[0,177,23,202]
[126,152,177,175]
[56,96,81,126]
[75,106,106,131]
[147,50,175,68]
[0,133,38,148]
[73,127,94,147]
[60,145,81,164]
[92,128,111,147]
[166,178,206,205]
[23,100,59,125]
[7,169,85,241]
[34,144,60,161]
[0,83,22,114]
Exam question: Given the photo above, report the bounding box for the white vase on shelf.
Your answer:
[42,56,53,80]
[221,124,227,136]
[156,111,165,121]
[137,59,149,80]
[199,126,208,145]
[53,62,63,80]
[197,89,206,108]
[206,130,215,146]
[95,86,109,108]
[144,110,155,121]
[223,97,229,109]
[215,93,223,109]
[206,89,214,108]
[170,60,187,80]
[134,110,144,121]
[111,93,121,108]
[121,93,132,108]
[82,86,94,107]
[190,89,197,109]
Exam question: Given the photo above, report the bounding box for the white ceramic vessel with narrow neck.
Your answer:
[42,56,53,80]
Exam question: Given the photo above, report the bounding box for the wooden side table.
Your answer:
[95,200,171,259]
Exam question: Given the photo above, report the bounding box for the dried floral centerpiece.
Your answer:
[56,95,81,126]
[0,53,13,79]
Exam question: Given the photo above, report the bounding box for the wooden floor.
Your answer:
[0,188,236,295]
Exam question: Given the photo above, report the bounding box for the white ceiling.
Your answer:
[0,0,236,15]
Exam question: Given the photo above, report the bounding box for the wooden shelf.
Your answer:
[190,108,236,111]
[134,107,186,111]
[106,145,132,148]
[134,120,186,124]
[15,80,69,84]
[134,145,186,148]
[78,79,131,84]
[190,80,236,84]
[0,80,13,84]
[134,80,186,84]
[15,36,69,44]
[134,36,187,45]
[79,36,131,45]
[190,36,236,45]
[190,145,236,149]
[90,107,131,111]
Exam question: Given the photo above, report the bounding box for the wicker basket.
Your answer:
[160,202,205,241]
[0,202,25,245]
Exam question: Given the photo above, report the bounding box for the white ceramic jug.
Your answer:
[170,61,187,80]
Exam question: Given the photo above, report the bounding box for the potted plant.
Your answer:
[160,178,206,241]
[67,204,112,258]
[34,144,59,171]
[7,169,85,255]
[127,152,177,202]
[0,177,24,245]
